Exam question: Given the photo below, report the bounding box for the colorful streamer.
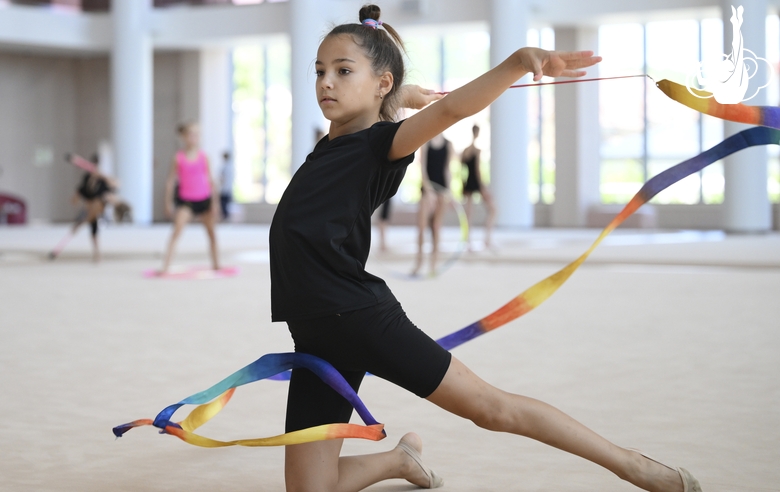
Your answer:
[437,125,780,350]
[113,352,385,447]
[655,79,780,130]
[114,78,780,449]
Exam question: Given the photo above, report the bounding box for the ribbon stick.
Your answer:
[113,352,386,447]
[66,153,99,173]
[435,74,648,95]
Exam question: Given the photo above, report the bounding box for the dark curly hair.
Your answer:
[326,4,406,121]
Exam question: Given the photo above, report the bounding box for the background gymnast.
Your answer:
[50,154,117,262]
[460,124,497,250]
[411,133,454,276]
[270,5,700,492]
[160,123,220,275]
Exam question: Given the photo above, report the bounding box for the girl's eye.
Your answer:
[315,70,324,77]
[339,68,351,75]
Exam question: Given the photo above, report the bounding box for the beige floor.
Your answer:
[1,223,778,491]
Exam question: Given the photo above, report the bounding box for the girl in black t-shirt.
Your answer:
[274,5,698,492]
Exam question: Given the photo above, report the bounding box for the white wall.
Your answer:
[0,50,199,223]
[0,52,80,222]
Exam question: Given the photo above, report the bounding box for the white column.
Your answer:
[721,0,771,232]
[112,0,153,224]
[552,27,601,227]
[199,47,233,180]
[490,0,532,228]
[290,0,331,172]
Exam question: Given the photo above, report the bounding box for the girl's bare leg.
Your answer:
[411,193,430,276]
[429,193,445,274]
[285,433,436,492]
[200,209,220,270]
[480,187,497,248]
[427,356,684,492]
[161,207,192,273]
[463,193,473,250]
[85,200,105,262]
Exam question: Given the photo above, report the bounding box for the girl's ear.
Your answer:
[378,71,394,98]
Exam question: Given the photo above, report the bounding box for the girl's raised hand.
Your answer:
[398,85,444,110]
[516,47,602,82]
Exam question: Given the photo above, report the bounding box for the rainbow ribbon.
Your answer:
[655,79,780,129]
[113,353,385,447]
[114,79,780,448]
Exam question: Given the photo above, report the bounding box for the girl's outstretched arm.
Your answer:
[389,48,601,161]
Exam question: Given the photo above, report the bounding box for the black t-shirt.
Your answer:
[269,120,414,321]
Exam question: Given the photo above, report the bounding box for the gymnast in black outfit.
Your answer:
[58,155,117,262]
[411,134,454,276]
[460,124,496,250]
[272,5,698,492]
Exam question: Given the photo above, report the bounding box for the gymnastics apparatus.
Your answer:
[114,76,779,448]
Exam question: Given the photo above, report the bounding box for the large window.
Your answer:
[401,28,554,205]
[599,20,725,204]
[600,16,780,205]
[399,30,491,204]
[527,27,556,204]
[232,40,291,204]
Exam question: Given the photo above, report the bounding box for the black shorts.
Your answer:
[175,195,212,215]
[285,294,452,433]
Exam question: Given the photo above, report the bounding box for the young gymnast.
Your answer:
[411,134,454,276]
[270,5,700,491]
[460,124,497,250]
[50,154,116,262]
[161,123,220,274]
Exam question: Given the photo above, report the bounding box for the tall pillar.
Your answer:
[199,48,233,180]
[290,0,331,172]
[721,0,771,232]
[552,27,601,227]
[112,0,153,224]
[490,0,532,228]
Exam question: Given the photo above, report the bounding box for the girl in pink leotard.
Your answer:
[160,123,220,274]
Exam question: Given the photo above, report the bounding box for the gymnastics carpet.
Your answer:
[0,225,778,491]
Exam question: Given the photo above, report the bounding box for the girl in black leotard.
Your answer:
[412,134,454,276]
[51,155,117,262]
[461,124,496,250]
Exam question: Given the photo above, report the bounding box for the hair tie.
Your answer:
[362,18,382,29]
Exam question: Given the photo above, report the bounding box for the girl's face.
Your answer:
[315,35,391,130]
[183,125,200,149]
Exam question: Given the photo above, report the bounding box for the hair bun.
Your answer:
[359,4,381,22]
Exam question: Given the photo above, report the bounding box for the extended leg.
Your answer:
[463,193,473,250]
[85,199,105,262]
[411,191,430,276]
[426,357,684,492]
[200,208,220,270]
[429,193,446,274]
[160,207,192,273]
[480,186,496,248]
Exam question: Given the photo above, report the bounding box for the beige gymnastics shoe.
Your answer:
[634,450,703,492]
[397,436,444,489]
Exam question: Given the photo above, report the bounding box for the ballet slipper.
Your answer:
[397,439,444,489]
[633,450,703,492]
